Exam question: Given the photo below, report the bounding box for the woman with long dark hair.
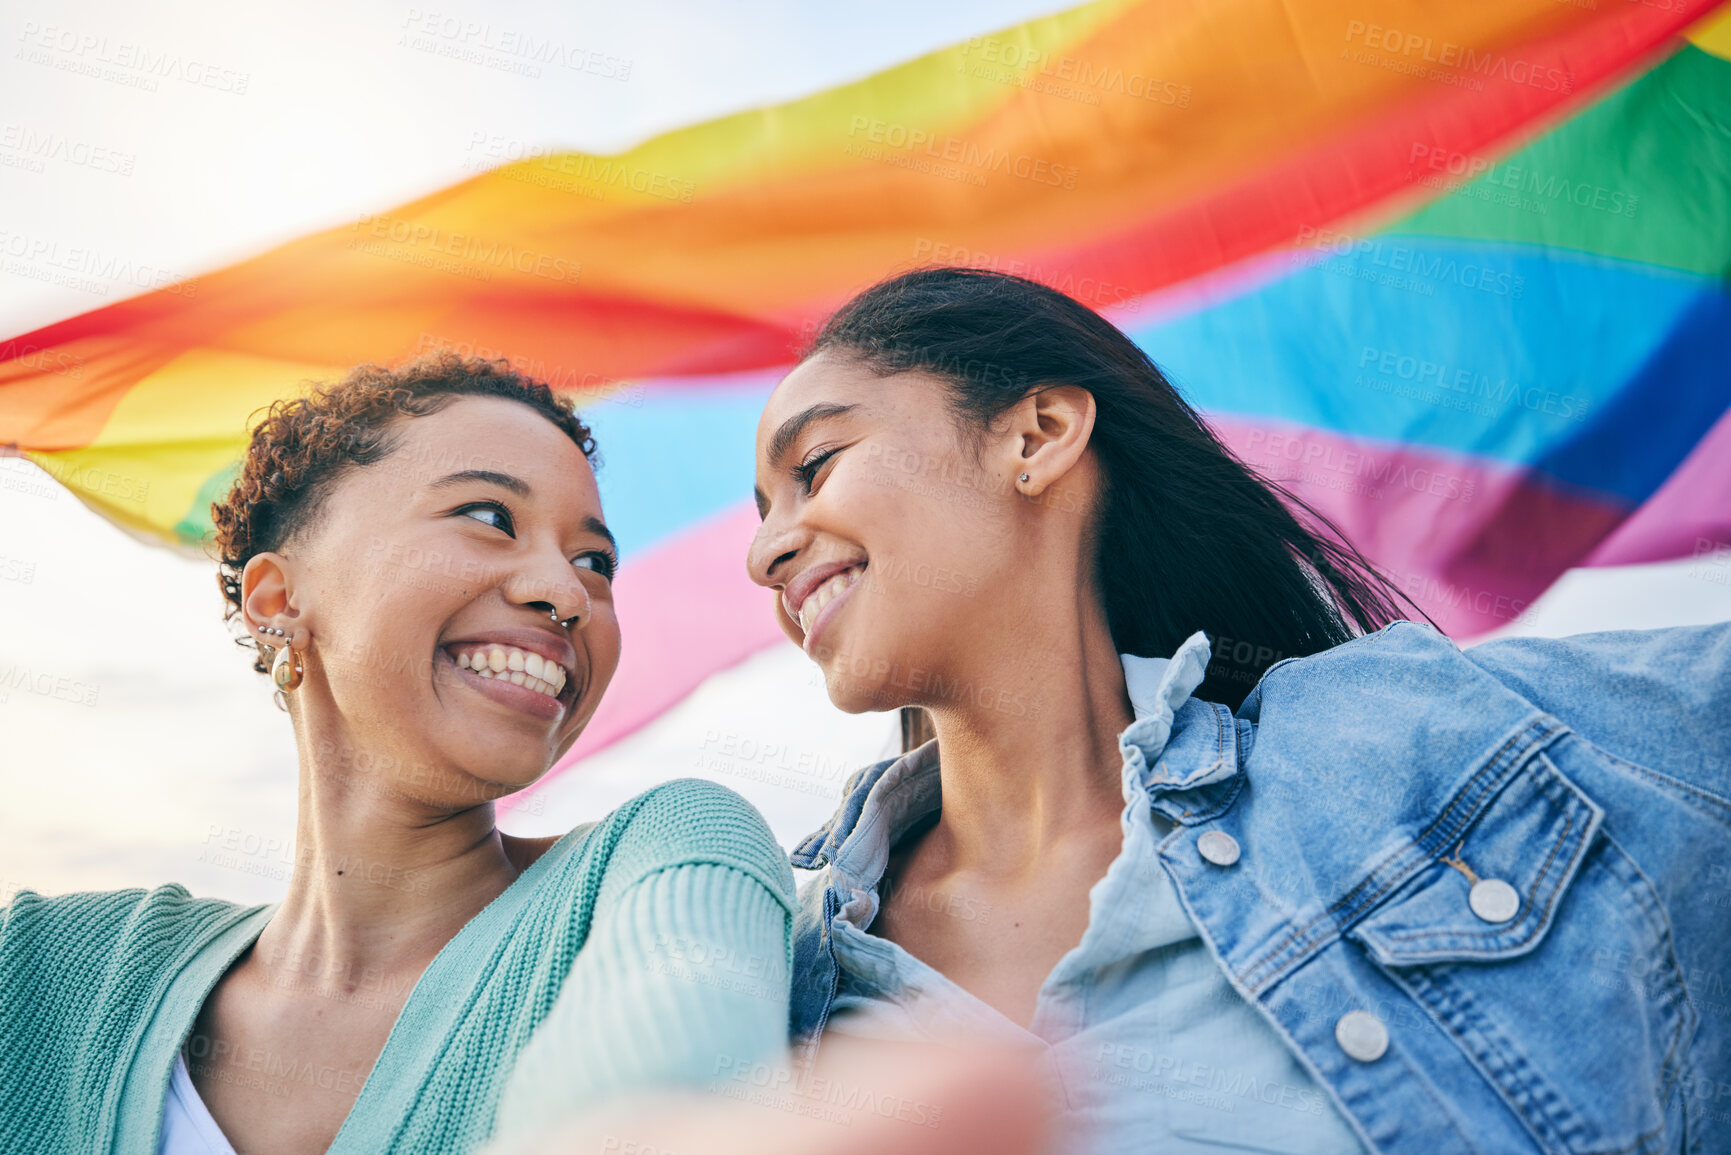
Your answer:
[748,268,1730,1154]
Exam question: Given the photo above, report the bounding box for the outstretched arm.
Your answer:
[488,780,796,1154]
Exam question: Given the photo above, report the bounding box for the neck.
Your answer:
[251,713,524,995]
[921,588,1132,874]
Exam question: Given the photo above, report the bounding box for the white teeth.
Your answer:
[795,566,862,634]
[452,644,569,700]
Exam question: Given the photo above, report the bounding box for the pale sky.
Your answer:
[3,0,1729,903]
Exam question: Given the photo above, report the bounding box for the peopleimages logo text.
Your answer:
[1357,346,1590,423]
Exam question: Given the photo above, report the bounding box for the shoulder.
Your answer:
[584,778,795,909]
[1263,618,1731,692]
[3,884,248,955]
[1464,620,1731,788]
[1464,620,1731,688]
[1261,619,1456,684]
[1236,620,1472,734]
[2,885,254,1034]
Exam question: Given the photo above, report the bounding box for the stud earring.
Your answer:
[1019,473,1031,484]
[271,642,304,692]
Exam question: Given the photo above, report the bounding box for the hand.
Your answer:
[534,1039,1054,1155]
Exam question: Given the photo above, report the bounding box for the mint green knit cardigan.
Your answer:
[0,778,797,1155]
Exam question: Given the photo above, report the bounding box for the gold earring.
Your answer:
[271,643,305,692]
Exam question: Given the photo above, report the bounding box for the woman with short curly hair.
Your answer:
[0,354,797,1155]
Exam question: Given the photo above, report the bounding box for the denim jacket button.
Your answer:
[1469,878,1521,923]
[1335,1011,1389,1062]
[1197,830,1241,866]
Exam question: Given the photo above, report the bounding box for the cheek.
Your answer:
[313,562,454,697]
[851,451,1008,553]
[863,511,998,616]
[579,603,624,693]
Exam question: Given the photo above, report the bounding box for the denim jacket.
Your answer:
[788,621,1731,1155]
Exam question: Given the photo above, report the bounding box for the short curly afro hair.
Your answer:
[213,353,598,673]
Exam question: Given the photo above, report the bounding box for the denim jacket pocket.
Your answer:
[1353,745,1600,965]
[1348,748,1698,1155]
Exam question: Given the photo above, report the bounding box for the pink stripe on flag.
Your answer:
[1209,417,1627,637]
[1585,404,1731,567]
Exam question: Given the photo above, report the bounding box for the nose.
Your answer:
[504,552,592,629]
[746,511,804,589]
[526,592,590,629]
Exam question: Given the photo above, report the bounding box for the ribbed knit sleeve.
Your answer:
[0,886,259,1155]
[484,779,796,1154]
[487,864,790,1151]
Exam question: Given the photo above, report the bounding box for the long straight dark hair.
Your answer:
[806,267,1417,742]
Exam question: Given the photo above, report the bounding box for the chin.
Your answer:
[444,749,552,801]
[819,666,901,716]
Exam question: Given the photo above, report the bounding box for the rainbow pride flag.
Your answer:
[3,0,1728,766]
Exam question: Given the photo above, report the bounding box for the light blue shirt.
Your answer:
[817,635,1367,1154]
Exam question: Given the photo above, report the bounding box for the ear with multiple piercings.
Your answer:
[253,622,303,693]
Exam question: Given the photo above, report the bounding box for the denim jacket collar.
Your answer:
[789,630,1223,878]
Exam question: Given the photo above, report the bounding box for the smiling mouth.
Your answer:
[787,563,866,650]
[439,642,579,719]
[452,642,568,699]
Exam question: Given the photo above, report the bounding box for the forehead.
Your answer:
[759,354,868,428]
[757,353,947,450]
[383,394,600,501]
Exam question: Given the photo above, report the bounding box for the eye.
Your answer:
[454,501,515,536]
[793,446,840,495]
[573,550,618,582]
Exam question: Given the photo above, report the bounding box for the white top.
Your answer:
[157,1053,238,1155]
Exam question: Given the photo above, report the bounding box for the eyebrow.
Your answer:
[428,469,530,496]
[582,515,618,554]
[767,403,858,470]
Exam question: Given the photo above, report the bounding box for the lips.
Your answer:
[779,560,867,657]
[782,560,866,635]
[453,643,566,699]
[438,628,580,720]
